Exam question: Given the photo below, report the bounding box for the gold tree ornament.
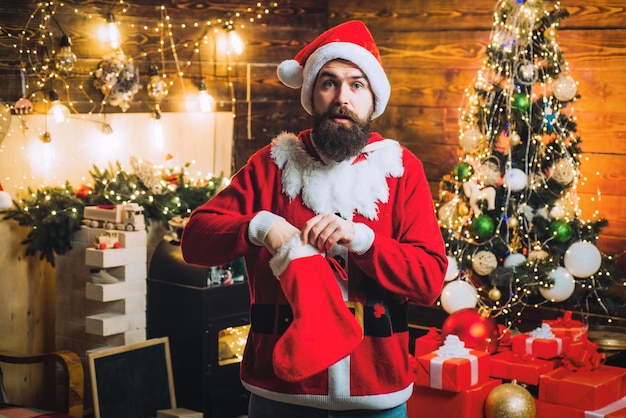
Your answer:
[485,380,536,418]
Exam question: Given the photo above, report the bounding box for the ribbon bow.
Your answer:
[530,323,556,339]
[561,339,606,371]
[551,310,578,326]
[437,334,471,358]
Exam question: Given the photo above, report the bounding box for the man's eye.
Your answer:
[323,80,336,88]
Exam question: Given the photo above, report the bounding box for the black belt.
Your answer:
[250,302,408,338]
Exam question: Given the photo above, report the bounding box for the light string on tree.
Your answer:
[436,0,624,329]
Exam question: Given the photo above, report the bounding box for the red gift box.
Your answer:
[585,396,626,417]
[536,396,626,418]
[490,349,557,385]
[415,335,490,392]
[536,399,585,418]
[511,324,571,359]
[543,310,588,342]
[407,378,502,418]
[413,327,443,357]
[539,365,626,410]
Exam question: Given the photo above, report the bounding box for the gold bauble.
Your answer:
[488,286,502,301]
[509,132,521,146]
[545,27,556,40]
[485,381,536,418]
[507,216,519,228]
[458,202,469,216]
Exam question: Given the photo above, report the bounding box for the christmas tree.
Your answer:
[436,0,624,326]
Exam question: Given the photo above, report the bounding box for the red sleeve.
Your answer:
[351,149,448,305]
[180,145,278,267]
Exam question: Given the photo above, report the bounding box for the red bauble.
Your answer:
[76,184,93,201]
[441,308,500,354]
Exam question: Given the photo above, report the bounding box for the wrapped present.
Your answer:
[415,334,490,392]
[536,399,585,418]
[414,327,443,357]
[407,378,502,418]
[543,310,588,342]
[539,365,626,410]
[536,396,626,418]
[585,396,626,417]
[512,323,571,359]
[490,349,557,385]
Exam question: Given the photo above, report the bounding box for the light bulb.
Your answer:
[228,30,244,55]
[47,90,70,124]
[107,12,122,50]
[56,35,77,73]
[147,66,169,103]
[198,81,214,112]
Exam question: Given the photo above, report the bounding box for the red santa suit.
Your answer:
[181,128,447,411]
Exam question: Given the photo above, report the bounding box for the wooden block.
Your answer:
[118,229,147,248]
[85,246,146,268]
[85,280,146,302]
[85,312,145,336]
[104,329,147,346]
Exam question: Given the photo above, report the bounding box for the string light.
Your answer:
[5,1,278,119]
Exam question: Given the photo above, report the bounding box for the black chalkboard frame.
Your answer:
[88,337,177,418]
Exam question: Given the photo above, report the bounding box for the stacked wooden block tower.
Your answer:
[84,227,147,345]
[74,203,148,345]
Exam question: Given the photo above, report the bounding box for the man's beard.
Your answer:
[312,106,372,162]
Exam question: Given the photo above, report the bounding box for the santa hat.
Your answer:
[277,20,390,120]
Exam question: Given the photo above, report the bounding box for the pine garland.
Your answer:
[1,161,225,266]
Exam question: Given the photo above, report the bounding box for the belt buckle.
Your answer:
[345,301,364,331]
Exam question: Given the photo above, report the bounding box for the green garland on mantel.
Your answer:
[1,160,225,267]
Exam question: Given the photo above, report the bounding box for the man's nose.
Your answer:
[335,83,350,105]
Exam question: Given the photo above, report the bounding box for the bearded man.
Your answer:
[181,20,447,418]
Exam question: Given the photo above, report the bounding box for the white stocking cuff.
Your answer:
[269,234,322,278]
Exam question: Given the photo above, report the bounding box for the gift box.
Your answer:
[543,310,588,342]
[415,334,490,392]
[512,323,571,359]
[536,396,626,418]
[490,349,557,385]
[536,399,585,418]
[407,378,502,418]
[539,365,626,410]
[414,327,443,357]
[585,396,626,417]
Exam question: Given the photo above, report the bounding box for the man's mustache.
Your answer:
[325,106,358,122]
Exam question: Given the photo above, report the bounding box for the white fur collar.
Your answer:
[270,133,404,220]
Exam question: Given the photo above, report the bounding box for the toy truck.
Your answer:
[83,203,145,231]
[93,230,121,250]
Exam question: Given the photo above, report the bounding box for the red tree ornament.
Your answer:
[75,184,93,201]
[441,307,500,354]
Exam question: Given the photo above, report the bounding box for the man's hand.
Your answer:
[265,218,300,255]
[301,213,355,251]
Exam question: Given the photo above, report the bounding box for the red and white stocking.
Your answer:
[269,236,363,382]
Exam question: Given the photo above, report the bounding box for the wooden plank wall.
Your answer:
[0,0,624,269]
[328,0,626,271]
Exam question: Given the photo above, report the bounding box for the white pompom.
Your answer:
[277,59,303,88]
[0,190,12,210]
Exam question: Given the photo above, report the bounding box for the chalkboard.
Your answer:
[88,337,176,418]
